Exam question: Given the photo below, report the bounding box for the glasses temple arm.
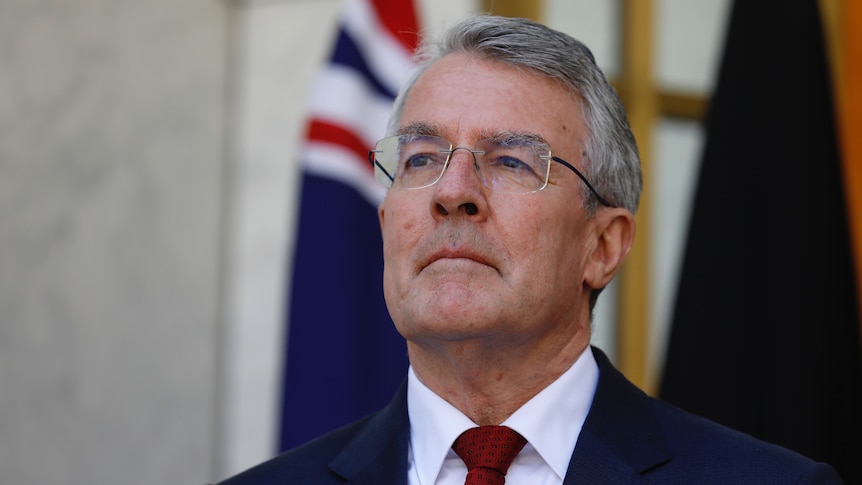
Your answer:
[551,156,614,207]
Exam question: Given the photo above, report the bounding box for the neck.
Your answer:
[407,330,590,425]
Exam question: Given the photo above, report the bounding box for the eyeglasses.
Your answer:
[368,134,612,206]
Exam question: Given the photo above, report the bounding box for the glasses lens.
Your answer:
[475,138,550,193]
[374,135,451,189]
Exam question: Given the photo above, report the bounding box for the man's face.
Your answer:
[379,52,602,350]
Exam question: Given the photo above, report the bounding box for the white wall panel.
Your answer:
[657,0,732,92]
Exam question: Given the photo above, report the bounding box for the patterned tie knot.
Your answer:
[452,426,527,485]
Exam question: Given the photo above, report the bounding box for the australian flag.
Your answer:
[279,0,420,451]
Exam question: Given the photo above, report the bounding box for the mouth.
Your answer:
[421,248,497,274]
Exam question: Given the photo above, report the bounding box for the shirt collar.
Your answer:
[407,366,476,485]
[407,347,599,484]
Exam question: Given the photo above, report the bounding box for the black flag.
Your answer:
[659,1,862,483]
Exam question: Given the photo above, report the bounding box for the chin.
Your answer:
[398,305,503,342]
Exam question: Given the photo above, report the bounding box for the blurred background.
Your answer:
[1,0,858,483]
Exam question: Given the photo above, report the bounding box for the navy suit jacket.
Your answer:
[219,347,842,484]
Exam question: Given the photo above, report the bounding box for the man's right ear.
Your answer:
[583,208,636,291]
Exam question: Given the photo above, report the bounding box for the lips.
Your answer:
[413,227,502,275]
[424,248,492,268]
[416,239,505,279]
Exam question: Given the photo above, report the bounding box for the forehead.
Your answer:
[400,52,586,153]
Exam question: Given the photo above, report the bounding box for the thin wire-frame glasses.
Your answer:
[368,134,613,206]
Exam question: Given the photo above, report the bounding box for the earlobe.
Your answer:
[584,209,636,290]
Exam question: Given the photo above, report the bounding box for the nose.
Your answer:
[430,148,488,219]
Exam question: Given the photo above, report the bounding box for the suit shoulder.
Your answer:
[215,416,372,485]
[648,398,843,483]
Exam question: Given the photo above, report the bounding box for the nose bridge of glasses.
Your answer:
[445,145,487,182]
[439,145,482,177]
[448,145,483,165]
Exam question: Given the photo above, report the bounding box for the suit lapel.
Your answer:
[322,348,672,484]
[563,347,672,483]
[328,380,410,485]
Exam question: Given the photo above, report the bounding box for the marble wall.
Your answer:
[0,0,228,483]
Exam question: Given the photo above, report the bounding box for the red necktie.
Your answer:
[451,426,527,485]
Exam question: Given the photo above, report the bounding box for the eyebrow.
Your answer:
[487,131,550,148]
[395,121,443,137]
[396,122,551,148]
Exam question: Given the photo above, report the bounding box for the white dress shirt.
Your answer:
[406,347,599,485]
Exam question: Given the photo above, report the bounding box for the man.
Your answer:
[220,15,842,484]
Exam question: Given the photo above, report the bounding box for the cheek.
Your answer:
[399,214,416,235]
[527,207,588,279]
[495,203,555,274]
[382,203,423,268]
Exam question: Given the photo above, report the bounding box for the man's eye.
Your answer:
[493,155,533,173]
[404,153,437,169]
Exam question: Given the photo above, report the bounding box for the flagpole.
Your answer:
[617,0,654,395]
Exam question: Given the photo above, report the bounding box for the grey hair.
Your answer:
[387,15,642,214]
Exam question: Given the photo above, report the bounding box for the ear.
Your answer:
[583,208,636,290]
